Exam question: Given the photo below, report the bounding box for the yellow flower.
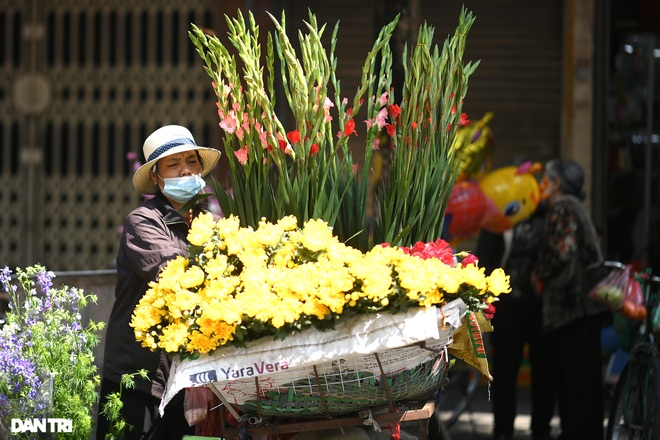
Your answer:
[459,265,488,293]
[132,214,511,354]
[180,265,205,289]
[301,218,334,252]
[277,215,299,231]
[159,322,189,353]
[204,254,229,280]
[187,331,216,353]
[188,212,216,246]
[487,268,511,296]
[255,218,286,247]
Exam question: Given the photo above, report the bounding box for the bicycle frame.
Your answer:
[606,264,660,440]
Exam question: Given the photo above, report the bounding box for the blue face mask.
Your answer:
[158,174,206,203]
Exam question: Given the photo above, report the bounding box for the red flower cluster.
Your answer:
[399,239,456,265]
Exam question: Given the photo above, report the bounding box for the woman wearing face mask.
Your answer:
[96,125,220,440]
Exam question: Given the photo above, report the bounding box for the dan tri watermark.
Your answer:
[11,418,72,434]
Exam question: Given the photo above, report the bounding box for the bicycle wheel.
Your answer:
[606,342,660,439]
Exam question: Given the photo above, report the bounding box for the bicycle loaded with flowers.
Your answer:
[130,6,510,426]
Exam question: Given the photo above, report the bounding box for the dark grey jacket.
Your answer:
[102,194,189,398]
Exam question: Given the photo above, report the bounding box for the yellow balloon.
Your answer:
[478,162,543,233]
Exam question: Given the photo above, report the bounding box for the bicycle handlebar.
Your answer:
[602,260,660,284]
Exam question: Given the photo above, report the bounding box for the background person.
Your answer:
[532,158,609,439]
[96,125,220,440]
[476,163,556,440]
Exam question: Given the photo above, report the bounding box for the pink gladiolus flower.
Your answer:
[323,97,334,122]
[352,163,358,174]
[364,119,373,129]
[219,111,238,133]
[259,131,268,148]
[242,113,250,132]
[372,138,380,150]
[234,145,249,165]
[378,91,388,106]
[375,108,388,129]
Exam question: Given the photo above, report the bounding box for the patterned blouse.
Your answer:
[533,194,608,331]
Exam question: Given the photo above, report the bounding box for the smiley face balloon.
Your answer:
[479,161,543,233]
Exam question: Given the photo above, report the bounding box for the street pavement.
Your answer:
[435,383,560,439]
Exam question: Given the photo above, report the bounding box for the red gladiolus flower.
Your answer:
[287,130,301,144]
[412,121,418,129]
[385,123,396,137]
[389,103,401,119]
[460,112,470,126]
[277,132,288,152]
[310,143,319,157]
[344,119,357,136]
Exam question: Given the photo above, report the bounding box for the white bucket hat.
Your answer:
[133,125,221,194]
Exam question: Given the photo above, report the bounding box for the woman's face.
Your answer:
[542,173,561,201]
[150,151,202,184]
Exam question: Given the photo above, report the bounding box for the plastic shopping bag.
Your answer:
[618,271,646,322]
[184,386,213,427]
[588,264,629,310]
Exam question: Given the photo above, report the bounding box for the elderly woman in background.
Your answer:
[532,158,609,439]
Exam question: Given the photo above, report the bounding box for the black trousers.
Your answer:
[491,297,556,438]
[549,315,605,440]
[96,378,194,440]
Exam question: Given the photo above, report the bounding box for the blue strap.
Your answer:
[147,137,196,162]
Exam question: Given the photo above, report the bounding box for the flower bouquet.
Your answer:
[133,6,510,420]
[188,7,479,252]
[131,214,509,355]
[0,266,103,439]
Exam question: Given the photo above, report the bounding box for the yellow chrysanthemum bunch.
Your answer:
[131,214,510,354]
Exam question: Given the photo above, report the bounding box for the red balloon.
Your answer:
[443,180,487,242]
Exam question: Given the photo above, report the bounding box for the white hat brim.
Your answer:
[132,145,221,194]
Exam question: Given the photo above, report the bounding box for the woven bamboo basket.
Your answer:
[209,329,453,419]
[164,303,463,420]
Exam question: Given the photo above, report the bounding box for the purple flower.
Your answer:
[0,267,11,291]
[36,269,53,295]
